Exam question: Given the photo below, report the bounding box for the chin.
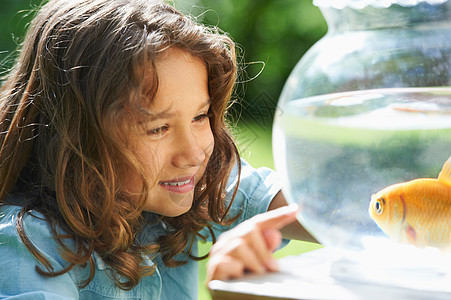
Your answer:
[148,201,193,217]
[161,205,192,217]
[142,191,194,216]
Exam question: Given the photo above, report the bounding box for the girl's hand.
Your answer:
[207,204,298,281]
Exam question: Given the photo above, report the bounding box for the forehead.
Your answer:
[149,48,209,111]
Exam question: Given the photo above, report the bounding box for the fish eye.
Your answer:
[374,198,384,215]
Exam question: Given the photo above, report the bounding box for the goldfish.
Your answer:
[369,156,451,250]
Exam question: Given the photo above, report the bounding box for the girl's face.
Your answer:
[128,48,214,217]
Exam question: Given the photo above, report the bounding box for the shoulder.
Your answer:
[227,159,281,190]
[226,159,282,220]
[0,203,73,269]
[0,204,161,299]
[0,204,51,243]
[0,204,80,298]
[0,204,61,252]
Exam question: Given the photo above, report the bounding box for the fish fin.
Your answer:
[405,224,416,245]
[437,156,451,186]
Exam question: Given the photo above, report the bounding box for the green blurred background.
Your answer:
[0,0,327,127]
[0,0,326,299]
[175,0,327,130]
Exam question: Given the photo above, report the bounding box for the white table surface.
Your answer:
[208,247,451,300]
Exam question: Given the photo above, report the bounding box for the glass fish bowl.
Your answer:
[273,0,451,294]
[274,87,451,249]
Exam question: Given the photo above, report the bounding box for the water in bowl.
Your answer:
[273,87,451,251]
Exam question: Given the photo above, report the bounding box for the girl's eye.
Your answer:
[193,113,210,123]
[146,125,168,136]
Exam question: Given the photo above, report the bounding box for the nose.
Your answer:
[172,130,209,168]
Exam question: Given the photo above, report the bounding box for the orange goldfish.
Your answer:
[369,156,451,250]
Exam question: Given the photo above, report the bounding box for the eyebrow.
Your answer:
[144,99,211,122]
[198,99,212,110]
[147,110,175,121]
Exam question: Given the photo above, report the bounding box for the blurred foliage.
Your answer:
[174,0,327,126]
[0,0,43,71]
[0,0,327,126]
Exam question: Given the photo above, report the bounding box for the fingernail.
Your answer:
[281,203,298,214]
[287,203,299,211]
[267,258,279,272]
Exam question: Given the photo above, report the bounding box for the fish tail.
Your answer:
[438,156,451,186]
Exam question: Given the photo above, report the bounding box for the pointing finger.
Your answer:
[252,204,299,230]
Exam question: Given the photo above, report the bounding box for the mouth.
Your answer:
[159,175,196,194]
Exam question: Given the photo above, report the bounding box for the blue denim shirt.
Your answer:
[0,160,282,299]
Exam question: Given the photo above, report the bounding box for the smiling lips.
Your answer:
[159,176,195,194]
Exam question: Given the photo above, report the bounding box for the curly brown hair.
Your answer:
[0,0,240,290]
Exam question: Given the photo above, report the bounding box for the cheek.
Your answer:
[124,142,163,193]
[138,144,166,180]
[203,128,215,158]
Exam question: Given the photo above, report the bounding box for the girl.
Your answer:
[0,0,315,299]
